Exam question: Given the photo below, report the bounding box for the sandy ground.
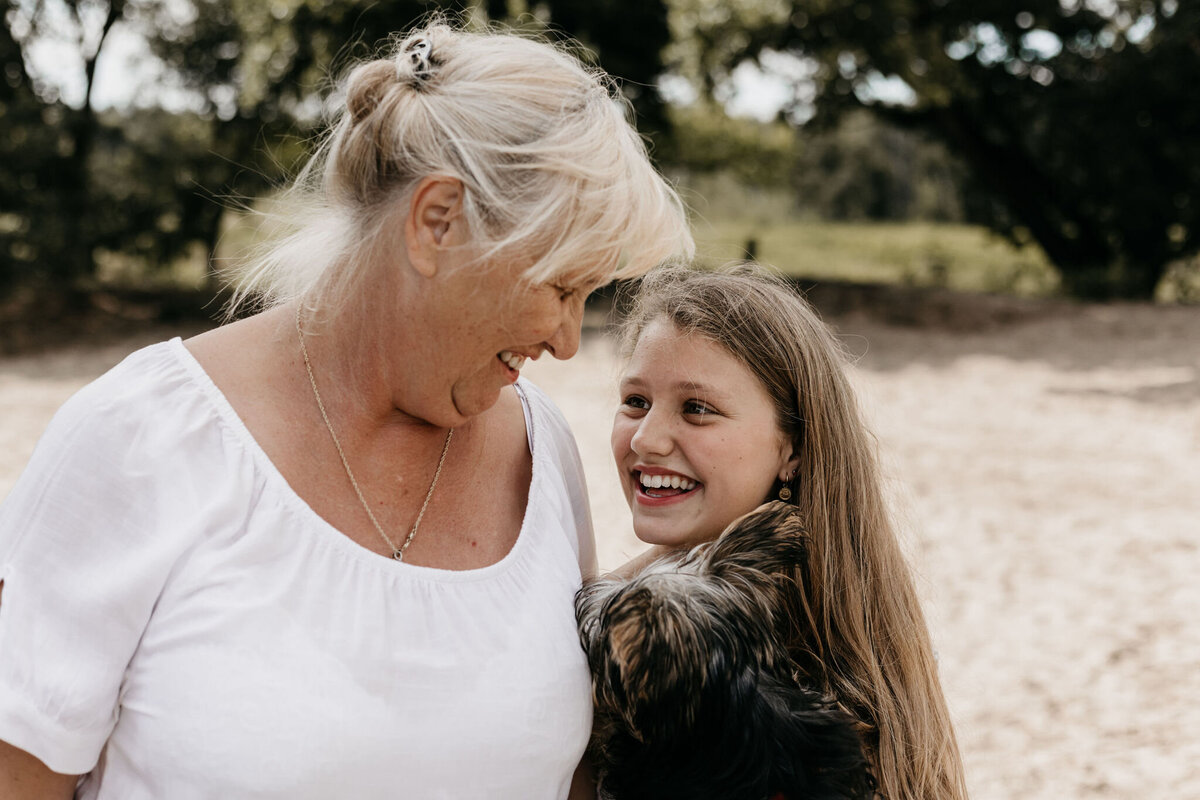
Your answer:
[1,304,1198,799]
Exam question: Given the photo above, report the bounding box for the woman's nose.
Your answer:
[544,296,585,360]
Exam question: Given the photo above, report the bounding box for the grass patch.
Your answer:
[693,219,1061,296]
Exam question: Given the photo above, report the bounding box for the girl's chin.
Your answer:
[631,524,716,550]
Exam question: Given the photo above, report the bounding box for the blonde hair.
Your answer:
[231,19,692,313]
[619,264,968,800]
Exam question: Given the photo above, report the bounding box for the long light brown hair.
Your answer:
[619,264,968,800]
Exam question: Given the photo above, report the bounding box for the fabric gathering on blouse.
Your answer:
[0,338,597,799]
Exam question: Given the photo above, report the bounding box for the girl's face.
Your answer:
[611,318,798,549]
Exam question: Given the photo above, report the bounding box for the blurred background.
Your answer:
[1,2,1199,798]
[2,0,1199,335]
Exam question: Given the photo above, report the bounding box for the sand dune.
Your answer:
[2,302,1197,799]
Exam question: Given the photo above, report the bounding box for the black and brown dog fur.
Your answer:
[575,502,873,800]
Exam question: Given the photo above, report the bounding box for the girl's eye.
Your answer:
[621,394,649,411]
[683,400,715,417]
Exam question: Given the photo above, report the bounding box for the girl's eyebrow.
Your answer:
[619,375,727,398]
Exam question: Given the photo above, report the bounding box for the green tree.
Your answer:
[139,0,673,164]
[2,0,241,292]
[3,0,674,293]
[675,0,1200,299]
[0,8,49,287]
[134,0,674,269]
[663,101,797,188]
[790,109,984,223]
[535,0,673,134]
[2,0,128,287]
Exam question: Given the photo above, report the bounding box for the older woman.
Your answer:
[0,21,691,799]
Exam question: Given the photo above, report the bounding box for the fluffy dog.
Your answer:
[575,502,872,800]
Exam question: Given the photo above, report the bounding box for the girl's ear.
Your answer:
[404,175,464,278]
[778,442,800,483]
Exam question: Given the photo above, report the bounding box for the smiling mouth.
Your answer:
[498,350,527,373]
[635,470,700,499]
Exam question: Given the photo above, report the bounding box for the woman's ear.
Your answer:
[404,175,464,278]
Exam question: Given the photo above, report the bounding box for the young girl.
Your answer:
[603,264,968,800]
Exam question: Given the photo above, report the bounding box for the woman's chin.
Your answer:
[448,382,507,423]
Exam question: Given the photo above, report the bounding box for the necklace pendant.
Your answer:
[391,549,405,562]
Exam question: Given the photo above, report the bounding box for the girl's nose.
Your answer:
[630,407,673,457]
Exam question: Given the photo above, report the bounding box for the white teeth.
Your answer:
[638,472,696,491]
[498,350,526,371]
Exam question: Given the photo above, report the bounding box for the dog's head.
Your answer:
[576,501,871,800]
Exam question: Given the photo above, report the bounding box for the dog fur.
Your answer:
[576,501,873,800]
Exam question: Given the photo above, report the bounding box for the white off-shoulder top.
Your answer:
[0,338,596,799]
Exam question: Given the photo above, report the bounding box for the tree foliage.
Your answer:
[1,0,265,293]
[675,0,1200,299]
[662,102,798,188]
[2,0,126,286]
[5,0,1196,300]
[790,109,981,223]
[1,0,673,293]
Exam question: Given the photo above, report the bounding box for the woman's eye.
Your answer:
[683,401,715,417]
[551,284,576,300]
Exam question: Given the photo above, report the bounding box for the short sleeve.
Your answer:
[518,380,598,579]
[0,369,192,774]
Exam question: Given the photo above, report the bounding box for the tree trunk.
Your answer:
[62,0,124,281]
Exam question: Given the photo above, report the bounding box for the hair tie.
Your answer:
[400,37,433,86]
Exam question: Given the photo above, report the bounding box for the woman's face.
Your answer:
[393,176,604,425]
[610,318,797,549]
[425,258,599,421]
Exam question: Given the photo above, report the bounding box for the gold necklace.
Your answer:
[296,308,453,562]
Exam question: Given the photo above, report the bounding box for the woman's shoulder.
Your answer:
[28,337,237,487]
[513,377,577,455]
[513,376,589,491]
[513,376,596,574]
[54,339,208,437]
[0,338,237,573]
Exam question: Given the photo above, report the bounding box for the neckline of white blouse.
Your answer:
[165,337,544,584]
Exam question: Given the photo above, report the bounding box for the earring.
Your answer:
[777,470,795,502]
